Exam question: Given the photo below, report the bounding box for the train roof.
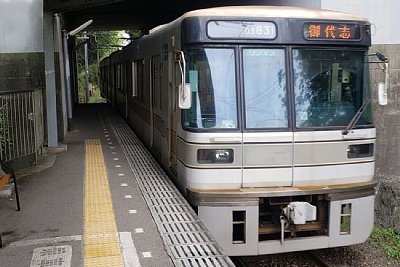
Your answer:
[149,5,368,34]
[184,6,367,21]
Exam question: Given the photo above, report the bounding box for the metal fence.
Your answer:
[0,90,45,162]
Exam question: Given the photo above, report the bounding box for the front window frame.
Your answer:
[241,46,290,130]
[182,45,240,132]
[292,47,373,130]
[180,45,373,132]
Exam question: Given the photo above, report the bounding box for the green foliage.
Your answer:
[77,70,86,103]
[125,30,142,39]
[96,31,125,60]
[88,85,106,104]
[340,216,351,233]
[88,63,98,84]
[75,31,123,63]
[75,31,123,103]
[0,108,11,159]
[369,226,400,259]
[77,63,105,103]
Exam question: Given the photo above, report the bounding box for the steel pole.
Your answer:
[84,32,90,103]
[63,30,73,130]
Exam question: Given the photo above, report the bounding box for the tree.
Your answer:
[125,30,142,40]
[75,31,124,103]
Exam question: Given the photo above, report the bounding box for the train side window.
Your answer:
[132,62,136,97]
[122,62,127,92]
[133,59,144,102]
[182,48,238,129]
[117,64,121,90]
[151,55,161,112]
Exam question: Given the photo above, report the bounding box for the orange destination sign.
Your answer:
[304,23,361,40]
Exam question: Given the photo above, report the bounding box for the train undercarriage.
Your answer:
[189,181,376,255]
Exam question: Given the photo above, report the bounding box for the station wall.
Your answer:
[322,0,399,45]
[0,0,45,93]
[0,0,44,53]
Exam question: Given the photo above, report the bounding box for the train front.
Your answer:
[175,7,385,255]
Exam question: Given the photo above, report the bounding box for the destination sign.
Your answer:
[207,21,277,39]
[304,23,361,40]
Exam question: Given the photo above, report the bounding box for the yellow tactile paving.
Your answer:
[84,233,120,245]
[84,139,124,267]
[84,242,122,257]
[85,256,126,267]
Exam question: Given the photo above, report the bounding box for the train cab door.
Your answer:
[241,47,294,188]
[167,51,179,173]
[150,56,164,160]
[242,132,294,188]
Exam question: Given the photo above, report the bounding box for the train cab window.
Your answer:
[243,48,288,128]
[293,50,372,128]
[183,48,238,129]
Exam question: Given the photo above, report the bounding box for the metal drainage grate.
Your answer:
[105,111,235,267]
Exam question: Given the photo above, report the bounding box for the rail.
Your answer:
[0,89,44,162]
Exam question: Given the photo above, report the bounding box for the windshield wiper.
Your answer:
[342,99,371,135]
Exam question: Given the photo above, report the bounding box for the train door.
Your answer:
[111,64,116,106]
[241,47,293,187]
[150,55,163,159]
[116,63,122,110]
[124,62,128,118]
[149,57,154,153]
[167,51,178,172]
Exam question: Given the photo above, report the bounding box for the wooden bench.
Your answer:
[0,174,11,190]
[0,160,20,248]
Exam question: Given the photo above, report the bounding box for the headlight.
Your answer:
[347,143,374,158]
[197,149,234,164]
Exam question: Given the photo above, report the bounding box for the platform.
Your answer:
[0,104,234,267]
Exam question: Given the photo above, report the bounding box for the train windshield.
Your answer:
[293,49,372,128]
[183,48,238,129]
[182,47,372,131]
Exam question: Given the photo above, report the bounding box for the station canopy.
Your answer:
[50,0,280,33]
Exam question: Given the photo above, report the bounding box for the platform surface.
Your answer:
[0,103,234,267]
[0,104,174,267]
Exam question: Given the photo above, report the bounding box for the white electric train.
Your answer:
[100,6,387,256]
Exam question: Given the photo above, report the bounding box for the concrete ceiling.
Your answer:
[51,0,296,33]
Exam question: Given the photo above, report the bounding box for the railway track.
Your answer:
[229,256,247,267]
[307,250,343,267]
[230,250,341,267]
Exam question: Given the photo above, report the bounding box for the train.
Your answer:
[100,6,387,256]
